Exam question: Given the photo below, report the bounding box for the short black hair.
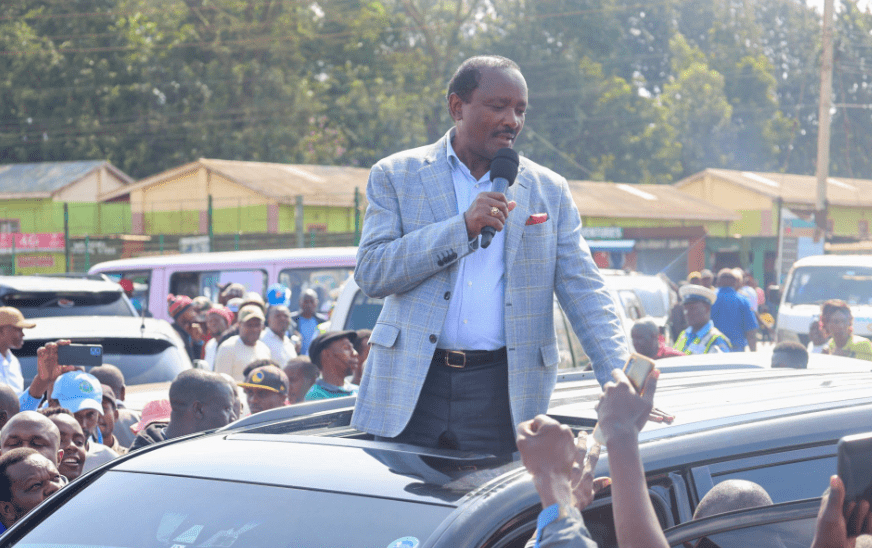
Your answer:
[446,55,521,103]
[0,448,39,503]
[168,370,229,412]
[38,407,74,418]
[0,385,20,417]
[772,341,809,369]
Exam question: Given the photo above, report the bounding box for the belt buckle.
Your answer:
[444,350,466,368]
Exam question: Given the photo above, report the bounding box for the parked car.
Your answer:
[776,254,872,345]
[4,357,870,547]
[0,275,137,318]
[18,315,191,389]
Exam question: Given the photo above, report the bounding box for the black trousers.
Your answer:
[378,350,517,455]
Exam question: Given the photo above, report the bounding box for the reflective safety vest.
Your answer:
[674,326,731,355]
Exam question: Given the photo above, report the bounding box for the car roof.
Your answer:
[790,254,872,268]
[23,315,182,342]
[112,363,872,509]
[0,275,123,294]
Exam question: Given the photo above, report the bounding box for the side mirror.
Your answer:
[192,359,208,370]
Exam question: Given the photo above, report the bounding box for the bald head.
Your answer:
[0,412,61,466]
[0,385,19,430]
[693,480,773,520]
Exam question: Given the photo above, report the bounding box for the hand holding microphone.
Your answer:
[462,148,520,247]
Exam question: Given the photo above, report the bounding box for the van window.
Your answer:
[279,268,353,314]
[103,271,150,314]
[785,266,872,306]
[343,290,383,331]
[169,270,267,303]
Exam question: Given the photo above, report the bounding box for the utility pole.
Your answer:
[815,0,835,240]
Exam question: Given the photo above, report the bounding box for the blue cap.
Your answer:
[51,371,103,415]
[267,283,290,306]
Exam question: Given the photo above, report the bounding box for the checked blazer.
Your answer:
[352,130,629,438]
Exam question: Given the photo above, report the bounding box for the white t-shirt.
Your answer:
[203,338,219,371]
[260,329,297,367]
[0,349,24,394]
[739,286,759,313]
[214,336,272,381]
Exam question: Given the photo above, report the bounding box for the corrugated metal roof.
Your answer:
[0,161,113,196]
[675,168,872,207]
[102,159,371,206]
[568,181,740,221]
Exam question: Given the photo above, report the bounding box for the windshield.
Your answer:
[785,266,872,306]
[2,291,134,318]
[12,471,453,548]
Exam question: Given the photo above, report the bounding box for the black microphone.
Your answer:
[481,147,520,249]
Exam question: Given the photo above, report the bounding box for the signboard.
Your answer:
[179,236,210,254]
[582,226,623,239]
[776,209,825,284]
[17,255,55,268]
[0,233,64,254]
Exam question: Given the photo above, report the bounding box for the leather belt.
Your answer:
[433,347,507,369]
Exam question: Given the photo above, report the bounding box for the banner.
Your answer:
[0,233,65,254]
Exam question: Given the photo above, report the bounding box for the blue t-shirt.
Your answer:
[298,316,319,356]
[711,287,759,351]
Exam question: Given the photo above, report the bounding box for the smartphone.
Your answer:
[838,432,872,505]
[57,344,103,367]
[591,353,657,445]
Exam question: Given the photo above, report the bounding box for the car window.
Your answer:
[343,289,384,330]
[170,269,267,304]
[785,266,872,306]
[278,268,353,314]
[103,271,151,315]
[11,471,454,548]
[3,291,133,318]
[16,338,189,386]
[694,445,836,507]
[665,500,819,548]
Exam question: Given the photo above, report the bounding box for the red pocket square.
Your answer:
[526,213,548,225]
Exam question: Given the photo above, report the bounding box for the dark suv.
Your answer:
[0,275,136,318]
[4,359,872,548]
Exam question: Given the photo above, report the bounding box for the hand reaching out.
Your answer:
[571,431,611,512]
[595,368,658,445]
[812,475,872,548]
[31,340,77,398]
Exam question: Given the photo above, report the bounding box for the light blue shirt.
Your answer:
[437,137,507,351]
[0,350,23,395]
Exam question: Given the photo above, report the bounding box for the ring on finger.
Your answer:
[490,206,500,217]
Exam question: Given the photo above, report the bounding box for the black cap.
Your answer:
[308,330,358,368]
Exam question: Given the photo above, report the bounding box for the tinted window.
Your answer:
[670,515,816,548]
[785,266,872,306]
[278,268,353,313]
[3,291,133,318]
[12,471,453,548]
[712,456,835,504]
[16,339,189,386]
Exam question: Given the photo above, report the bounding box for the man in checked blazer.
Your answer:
[352,55,629,454]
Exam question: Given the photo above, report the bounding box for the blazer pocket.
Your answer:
[370,322,400,348]
[540,344,560,368]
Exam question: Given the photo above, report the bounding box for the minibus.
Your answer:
[89,247,357,322]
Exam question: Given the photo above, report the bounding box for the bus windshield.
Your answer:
[785,266,872,306]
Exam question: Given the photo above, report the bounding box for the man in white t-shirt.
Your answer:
[214,306,271,381]
[0,308,35,394]
[260,305,297,366]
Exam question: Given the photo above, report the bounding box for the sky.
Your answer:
[807,0,871,12]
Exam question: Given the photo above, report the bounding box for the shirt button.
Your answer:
[429,334,437,343]
[444,291,451,300]
[463,319,468,324]
[468,281,472,286]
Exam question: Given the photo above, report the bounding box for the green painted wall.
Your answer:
[0,200,131,235]
[581,216,732,237]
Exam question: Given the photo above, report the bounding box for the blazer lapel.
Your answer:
[420,133,458,222]
[504,163,530,273]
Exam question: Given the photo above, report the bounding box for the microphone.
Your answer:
[481,147,520,249]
